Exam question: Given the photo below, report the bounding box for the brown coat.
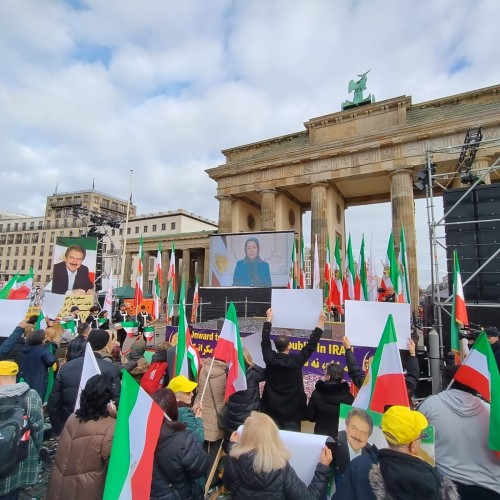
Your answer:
[194,359,227,442]
[46,413,116,500]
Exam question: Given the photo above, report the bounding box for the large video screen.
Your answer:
[51,236,98,296]
[209,231,295,288]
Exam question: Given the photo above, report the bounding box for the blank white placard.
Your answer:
[271,289,323,330]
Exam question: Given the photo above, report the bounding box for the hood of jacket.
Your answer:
[0,381,30,398]
[370,449,458,500]
[314,379,351,398]
[438,388,484,418]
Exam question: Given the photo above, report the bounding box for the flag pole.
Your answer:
[198,356,215,405]
[119,169,133,288]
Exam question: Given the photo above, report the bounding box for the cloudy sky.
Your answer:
[1,0,499,287]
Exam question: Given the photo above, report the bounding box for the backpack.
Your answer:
[140,361,168,395]
[0,392,30,477]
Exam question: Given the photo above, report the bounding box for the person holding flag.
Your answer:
[260,308,326,431]
[419,364,500,499]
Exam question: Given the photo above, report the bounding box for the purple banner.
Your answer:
[165,326,374,378]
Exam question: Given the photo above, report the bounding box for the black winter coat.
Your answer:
[151,423,208,500]
[307,380,353,438]
[261,321,322,421]
[224,365,265,445]
[19,344,56,400]
[47,353,121,434]
[223,452,329,500]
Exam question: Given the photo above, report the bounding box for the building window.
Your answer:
[55,220,59,228]
[120,229,123,235]
[36,275,40,282]
[38,260,43,270]
[46,274,51,282]
[15,235,22,244]
[135,227,139,234]
[41,233,46,243]
[143,225,148,233]
[13,260,17,268]
[7,248,11,256]
[39,248,44,256]
[21,260,26,270]
[15,247,19,256]
[50,233,55,243]
[49,247,53,256]
[47,262,51,270]
[152,224,157,232]
[31,247,36,256]
[29,259,34,268]
[38,221,43,229]
[46,221,51,229]
[30,222,34,230]
[23,247,27,256]
[0,249,2,256]
[171,222,176,230]
[7,235,14,245]
[14,223,18,231]
[32,233,38,243]
[0,236,5,244]
[5,260,9,268]
[103,244,107,253]
[161,223,166,231]
[23,235,30,244]
[7,224,11,231]
[0,224,3,232]
[111,229,115,236]
[22,222,26,231]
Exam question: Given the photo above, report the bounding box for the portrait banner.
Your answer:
[209,231,294,288]
[51,236,97,296]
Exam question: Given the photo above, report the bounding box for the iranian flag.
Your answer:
[60,318,77,334]
[103,269,114,319]
[313,234,320,289]
[75,343,101,410]
[103,370,164,500]
[121,322,139,336]
[343,235,355,301]
[299,237,306,289]
[287,238,298,289]
[330,236,343,314]
[324,237,332,307]
[175,279,200,380]
[0,273,19,299]
[367,233,378,301]
[357,236,369,301]
[35,310,46,330]
[190,276,199,323]
[5,268,34,300]
[353,314,409,413]
[167,243,176,317]
[450,249,468,357]
[398,226,411,304]
[134,236,144,311]
[453,332,500,452]
[213,302,247,400]
[153,242,162,320]
[380,232,399,300]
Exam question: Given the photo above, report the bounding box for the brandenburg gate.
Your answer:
[207,82,500,309]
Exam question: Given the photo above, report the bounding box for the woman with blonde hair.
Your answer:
[223,347,265,452]
[224,411,331,499]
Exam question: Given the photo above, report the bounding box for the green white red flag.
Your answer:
[330,236,343,314]
[398,227,411,304]
[175,279,200,380]
[287,238,298,289]
[0,269,34,300]
[134,236,144,311]
[450,249,468,357]
[167,243,176,317]
[75,342,101,410]
[213,302,247,400]
[103,370,164,500]
[35,310,46,330]
[60,318,76,334]
[191,276,199,323]
[324,237,332,307]
[353,314,409,413]
[313,234,320,289]
[380,232,399,300]
[343,235,355,301]
[453,332,500,452]
[153,242,162,320]
[357,236,369,301]
[367,233,378,301]
[299,236,306,289]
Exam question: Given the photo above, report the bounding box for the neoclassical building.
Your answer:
[207,83,500,308]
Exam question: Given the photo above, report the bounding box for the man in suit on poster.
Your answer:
[51,245,94,295]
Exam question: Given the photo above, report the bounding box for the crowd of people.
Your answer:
[0,306,499,499]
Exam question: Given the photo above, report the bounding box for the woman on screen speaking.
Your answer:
[232,237,272,287]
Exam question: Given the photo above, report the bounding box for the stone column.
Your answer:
[182,249,191,289]
[123,252,133,287]
[261,189,277,231]
[217,196,233,233]
[473,158,491,184]
[203,248,210,286]
[389,169,419,309]
[196,252,204,283]
[311,183,328,288]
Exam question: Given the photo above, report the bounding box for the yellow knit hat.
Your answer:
[0,361,19,376]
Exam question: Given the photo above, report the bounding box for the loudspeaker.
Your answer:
[443,184,500,304]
